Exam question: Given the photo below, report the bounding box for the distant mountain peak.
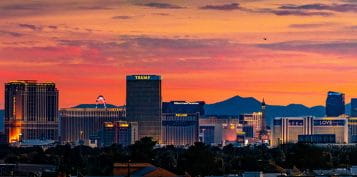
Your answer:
[204,95,326,124]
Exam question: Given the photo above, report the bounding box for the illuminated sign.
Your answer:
[135,75,151,80]
[288,120,303,126]
[127,75,161,80]
[104,122,114,128]
[175,113,188,117]
[119,123,129,127]
[313,120,345,126]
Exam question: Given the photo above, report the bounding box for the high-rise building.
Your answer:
[162,113,199,146]
[239,112,263,139]
[351,98,357,117]
[126,75,162,142]
[5,80,59,143]
[162,101,205,115]
[272,116,348,146]
[161,101,203,146]
[101,121,138,147]
[326,91,345,117]
[199,116,241,145]
[59,106,125,145]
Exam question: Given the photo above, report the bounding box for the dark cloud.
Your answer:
[1,2,44,10]
[0,30,24,37]
[279,3,357,12]
[0,1,119,18]
[141,2,184,9]
[200,3,241,10]
[112,16,132,20]
[257,41,357,55]
[57,37,232,51]
[18,24,42,31]
[197,3,332,16]
[152,13,170,16]
[117,36,231,49]
[76,6,113,10]
[48,25,58,29]
[289,23,335,28]
[256,8,333,16]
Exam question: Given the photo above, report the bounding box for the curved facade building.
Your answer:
[326,91,345,117]
[5,80,59,143]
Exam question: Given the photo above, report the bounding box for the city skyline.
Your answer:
[0,0,357,107]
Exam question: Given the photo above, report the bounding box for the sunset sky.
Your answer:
[0,0,356,108]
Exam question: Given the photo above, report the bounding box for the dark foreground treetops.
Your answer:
[0,137,357,176]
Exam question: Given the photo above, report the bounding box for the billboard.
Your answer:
[313,120,345,126]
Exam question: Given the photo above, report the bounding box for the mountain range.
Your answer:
[205,96,330,125]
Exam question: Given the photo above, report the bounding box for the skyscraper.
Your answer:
[351,98,357,117]
[326,91,345,117]
[126,75,162,142]
[161,101,203,146]
[5,80,59,143]
[162,113,199,146]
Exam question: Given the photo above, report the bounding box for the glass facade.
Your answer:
[101,121,138,147]
[126,75,162,142]
[162,113,199,146]
[5,80,59,143]
[199,126,215,144]
[351,98,357,117]
[326,91,345,117]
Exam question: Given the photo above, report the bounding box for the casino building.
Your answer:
[101,121,138,147]
[162,113,199,146]
[59,106,125,145]
[126,75,162,142]
[239,112,263,140]
[348,117,357,143]
[272,116,348,146]
[4,80,59,143]
[161,101,204,146]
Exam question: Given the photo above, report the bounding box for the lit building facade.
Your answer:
[101,121,138,147]
[349,117,357,143]
[326,91,345,117]
[312,118,348,144]
[126,75,162,142]
[351,98,357,117]
[199,116,241,145]
[162,113,199,146]
[59,107,125,145]
[239,112,263,139]
[272,116,348,146]
[5,80,59,143]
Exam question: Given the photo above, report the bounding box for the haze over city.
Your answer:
[0,0,357,108]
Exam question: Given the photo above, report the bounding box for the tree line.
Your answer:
[1,138,357,176]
